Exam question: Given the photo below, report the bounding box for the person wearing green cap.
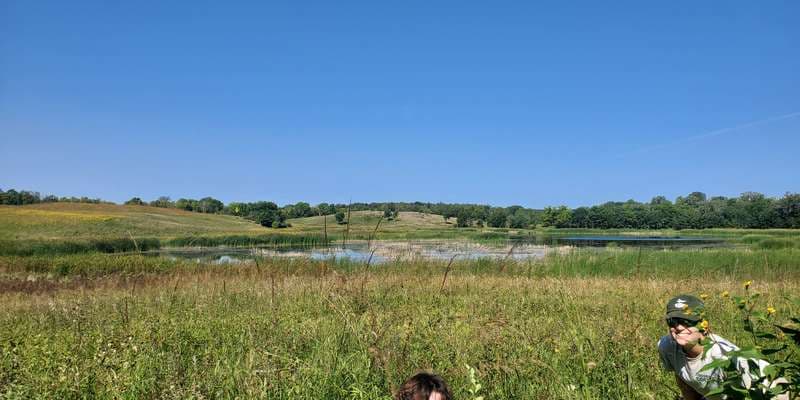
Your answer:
[657,294,788,400]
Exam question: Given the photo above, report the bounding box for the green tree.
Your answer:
[650,195,670,205]
[677,191,707,206]
[571,207,590,227]
[226,202,249,216]
[149,196,174,208]
[317,203,335,216]
[124,197,145,206]
[541,206,571,228]
[197,197,223,213]
[776,192,800,228]
[256,210,281,228]
[0,189,19,205]
[487,208,508,228]
[289,202,312,218]
[383,203,398,220]
[737,192,778,228]
[442,206,458,223]
[174,198,194,211]
[507,211,530,229]
[455,208,474,227]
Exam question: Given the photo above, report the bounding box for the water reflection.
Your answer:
[155,236,725,265]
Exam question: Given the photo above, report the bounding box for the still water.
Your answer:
[156,236,726,265]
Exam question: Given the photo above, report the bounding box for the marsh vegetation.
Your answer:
[1,202,799,398]
[2,248,799,398]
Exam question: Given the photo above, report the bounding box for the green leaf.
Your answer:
[743,319,754,332]
[775,324,799,334]
[704,387,726,397]
[761,344,786,355]
[733,346,766,360]
[699,358,731,372]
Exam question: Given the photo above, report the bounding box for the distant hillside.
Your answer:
[288,210,451,233]
[0,204,467,242]
[0,203,266,240]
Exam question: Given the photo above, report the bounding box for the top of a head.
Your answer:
[665,294,704,322]
[395,372,452,400]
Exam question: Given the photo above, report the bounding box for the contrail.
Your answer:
[688,111,800,141]
[621,111,800,158]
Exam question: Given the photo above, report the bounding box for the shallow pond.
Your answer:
[155,236,726,265]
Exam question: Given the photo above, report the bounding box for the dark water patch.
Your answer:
[555,236,726,248]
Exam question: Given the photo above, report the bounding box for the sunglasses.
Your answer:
[666,317,699,328]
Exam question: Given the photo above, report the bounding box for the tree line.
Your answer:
[2,187,799,229]
[545,192,800,229]
[117,192,800,230]
[0,188,108,206]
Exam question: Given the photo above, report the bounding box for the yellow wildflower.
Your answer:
[720,290,730,298]
[744,280,752,289]
[699,320,709,331]
[767,307,776,315]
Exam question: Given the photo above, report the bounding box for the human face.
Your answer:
[668,317,704,347]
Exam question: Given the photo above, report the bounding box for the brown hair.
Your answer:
[395,372,452,400]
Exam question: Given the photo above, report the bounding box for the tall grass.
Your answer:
[0,238,160,256]
[754,238,799,250]
[1,255,797,399]
[3,247,799,280]
[0,234,328,257]
[165,233,326,248]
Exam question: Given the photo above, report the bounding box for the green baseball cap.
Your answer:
[665,294,704,322]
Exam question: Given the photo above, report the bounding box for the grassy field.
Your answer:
[3,204,800,253]
[1,204,799,398]
[1,248,799,399]
[286,211,462,239]
[0,204,464,242]
[0,203,266,241]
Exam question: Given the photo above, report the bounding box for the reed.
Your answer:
[1,256,797,399]
[164,233,326,248]
[755,238,798,249]
[0,237,161,256]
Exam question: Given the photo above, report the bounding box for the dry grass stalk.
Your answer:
[440,254,459,291]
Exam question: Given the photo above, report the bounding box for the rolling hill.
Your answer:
[0,203,266,240]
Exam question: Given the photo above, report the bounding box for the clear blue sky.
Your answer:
[2,1,798,208]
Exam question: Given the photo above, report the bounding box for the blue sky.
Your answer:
[1,1,798,208]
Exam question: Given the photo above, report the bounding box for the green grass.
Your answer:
[4,204,800,256]
[755,238,800,249]
[741,234,774,244]
[1,250,798,399]
[0,238,162,257]
[3,204,799,398]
